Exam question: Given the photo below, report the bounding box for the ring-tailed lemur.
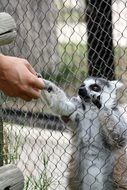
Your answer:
[41,76,127,190]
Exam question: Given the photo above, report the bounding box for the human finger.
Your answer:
[23,87,42,99]
[3,89,33,101]
[20,95,32,101]
[29,76,45,90]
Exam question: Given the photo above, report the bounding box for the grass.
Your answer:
[3,125,53,190]
[24,155,53,190]
[3,124,24,164]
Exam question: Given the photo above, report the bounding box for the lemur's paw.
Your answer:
[42,79,74,115]
[42,79,68,109]
[43,80,56,93]
[36,74,55,93]
[43,79,66,98]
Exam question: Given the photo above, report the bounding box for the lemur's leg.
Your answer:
[42,80,79,117]
[98,107,127,149]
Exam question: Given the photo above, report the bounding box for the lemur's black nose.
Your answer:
[78,85,87,96]
[78,85,90,100]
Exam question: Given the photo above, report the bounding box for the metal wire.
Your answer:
[0,0,127,189]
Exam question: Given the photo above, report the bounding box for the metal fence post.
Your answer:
[86,0,115,80]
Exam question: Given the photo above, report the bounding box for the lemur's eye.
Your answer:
[89,84,101,92]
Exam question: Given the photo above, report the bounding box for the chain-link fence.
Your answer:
[0,0,127,189]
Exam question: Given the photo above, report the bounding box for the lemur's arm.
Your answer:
[98,107,127,149]
[91,93,127,149]
[42,79,79,117]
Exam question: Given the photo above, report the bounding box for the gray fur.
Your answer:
[42,77,127,190]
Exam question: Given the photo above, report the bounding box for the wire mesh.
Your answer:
[0,0,127,189]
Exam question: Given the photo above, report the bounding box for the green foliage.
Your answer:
[41,44,127,87]
[55,0,84,22]
[3,125,24,164]
[41,43,88,87]
[24,155,52,190]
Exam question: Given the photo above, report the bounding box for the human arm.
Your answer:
[0,54,45,101]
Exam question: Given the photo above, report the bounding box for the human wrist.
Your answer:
[0,54,13,71]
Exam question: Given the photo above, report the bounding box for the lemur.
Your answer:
[41,76,127,190]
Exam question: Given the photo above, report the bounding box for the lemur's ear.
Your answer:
[111,80,124,89]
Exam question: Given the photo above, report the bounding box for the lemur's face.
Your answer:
[78,77,123,108]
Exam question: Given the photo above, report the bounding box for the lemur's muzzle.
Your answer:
[78,85,90,101]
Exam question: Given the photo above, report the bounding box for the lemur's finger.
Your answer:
[46,86,53,92]
[36,73,52,92]
[42,79,54,92]
[36,73,42,78]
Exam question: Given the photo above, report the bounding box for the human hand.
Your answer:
[0,54,45,101]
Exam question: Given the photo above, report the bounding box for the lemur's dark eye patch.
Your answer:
[89,84,101,92]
